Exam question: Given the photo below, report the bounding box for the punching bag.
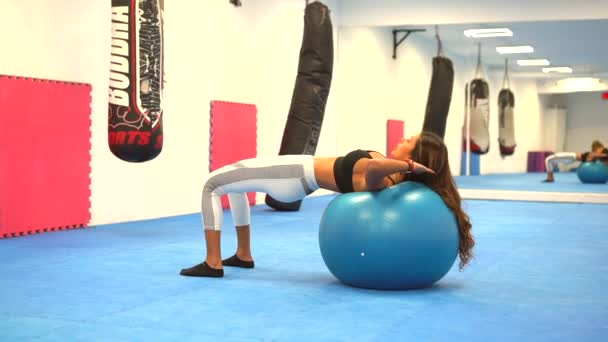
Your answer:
[422,56,454,139]
[467,78,490,154]
[265,1,333,211]
[498,60,516,156]
[464,44,490,155]
[108,0,164,163]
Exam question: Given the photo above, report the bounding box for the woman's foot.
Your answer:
[222,254,255,268]
[542,176,554,183]
[180,262,224,277]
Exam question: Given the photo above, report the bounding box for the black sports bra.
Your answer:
[333,149,373,193]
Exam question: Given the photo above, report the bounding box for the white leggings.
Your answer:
[201,155,319,231]
[545,152,577,172]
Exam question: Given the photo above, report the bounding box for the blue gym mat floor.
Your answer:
[1,194,607,341]
[455,172,608,193]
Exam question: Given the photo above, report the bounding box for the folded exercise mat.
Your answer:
[108,0,165,163]
[209,100,257,209]
[265,1,334,212]
[527,151,554,172]
[0,75,92,238]
[387,120,404,157]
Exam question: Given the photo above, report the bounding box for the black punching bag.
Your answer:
[422,56,454,139]
[265,1,334,211]
[108,0,164,163]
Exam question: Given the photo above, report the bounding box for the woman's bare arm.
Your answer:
[589,152,608,161]
[365,158,434,191]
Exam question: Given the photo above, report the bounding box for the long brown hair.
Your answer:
[405,131,474,270]
[591,140,604,152]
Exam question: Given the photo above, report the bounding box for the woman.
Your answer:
[180,131,475,278]
[543,140,608,182]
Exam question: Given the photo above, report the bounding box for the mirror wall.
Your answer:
[334,18,608,201]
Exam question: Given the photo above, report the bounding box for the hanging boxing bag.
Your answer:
[422,56,454,139]
[498,60,516,156]
[108,0,164,163]
[265,1,333,211]
[468,78,490,154]
[464,44,490,155]
[422,29,454,139]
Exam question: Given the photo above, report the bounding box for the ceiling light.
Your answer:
[542,67,573,74]
[464,28,513,38]
[557,77,604,92]
[517,59,550,66]
[496,45,534,54]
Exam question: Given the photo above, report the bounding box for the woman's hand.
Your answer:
[413,162,435,175]
[365,158,435,191]
[404,159,435,175]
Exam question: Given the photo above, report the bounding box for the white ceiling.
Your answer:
[332,0,608,81]
[336,0,608,27]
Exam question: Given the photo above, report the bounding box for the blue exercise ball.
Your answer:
[318,182,459,290]
[577,161,608,184]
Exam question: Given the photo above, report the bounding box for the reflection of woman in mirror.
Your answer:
[543,140,608,182]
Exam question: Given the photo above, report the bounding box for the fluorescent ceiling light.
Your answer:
[557,77,604,92]
[542,67,573,74]
[517,59,550,66]
[464,28,513,38]
[496,45,534,54]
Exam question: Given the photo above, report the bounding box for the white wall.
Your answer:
[539,94,566,152]
[563,92,608,152]
[336,26,468,172]
[540,92,608,153]
[333,27,397,155]
[1,0,550,226]
[335,27,544,174]
[1,0,339,225]
[536,91,608,171]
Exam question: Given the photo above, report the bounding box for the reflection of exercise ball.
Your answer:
[318,182,459,290]
[577,161,608,184]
